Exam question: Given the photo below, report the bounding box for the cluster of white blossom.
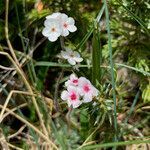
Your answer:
[42,13,99,108]
[61,74,99,108]
[60,48,83,65]
[42,12,77,42]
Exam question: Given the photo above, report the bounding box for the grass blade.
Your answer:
[80,138,150,149]
[35,61,150,76]
[104,0,118,143]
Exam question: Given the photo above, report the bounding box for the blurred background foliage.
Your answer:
[0,0,150,149]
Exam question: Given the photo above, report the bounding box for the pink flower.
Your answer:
[61,86,82,108]
[78,77,99,103]
[65,74,79,87]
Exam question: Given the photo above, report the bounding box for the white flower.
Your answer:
[78,77,99,103]
[59,13,77,36]
[65,74,79,87]
[61,48,83,65]
[42,19,61,42]
[61,86,82,108]
[42,12,77,42]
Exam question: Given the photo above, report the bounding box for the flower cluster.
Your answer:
[60,48,83,65]
[61,74,99,108]
[42,12,77,42]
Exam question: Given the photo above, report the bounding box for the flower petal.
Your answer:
[67,86,77,93]
[73,51,80,57]
[60,13,68,21]
[70,74,77,80]
[67,17,75,25]
[68,58,76,65]
[92,86,99,96]
[48,34,58,42]
[46,12,61,19]
[61,29,69,36]
[61,91,68,100]
[78,77,90,86]
[65,80,71,87]
[42,28,50,37]
[65,48,73,53]
[72,100,82,108]
[61,51,70,59]
[67,25,77,32]
[83,94,93,103]
[73,57,83,62]
[67,100,72,107]
[44,19,57,26]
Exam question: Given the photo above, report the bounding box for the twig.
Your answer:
[2,103,27,120]
[0,65,15,70]
[0,105,58,150]
[5,0,19,66]
[7,143,23,150]
[0,90,34,123]
[0,52,49,138]
[0,128,10,150]
[8,125,26,139]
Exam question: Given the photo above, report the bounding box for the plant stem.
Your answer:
[5,0,19,66]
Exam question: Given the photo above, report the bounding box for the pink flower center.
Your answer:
[83,84,90,93]
[70,92,77,101]
[69,54,74,57]
[63,23,68,28]
[73,79,78,84]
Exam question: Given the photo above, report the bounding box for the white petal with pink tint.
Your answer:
[61,86,82,108]
[65,74,79,87]
[60,48,83,65]
[61,74,99,108]
[46,12,61,19]
[83,94,93,103]
[78,77,99,103]
[68,25,77,32]
[68,58,76,65]
[42,12,77,41]
[60,15,77,36]
[72,100,82,108]
[42,19,61,42]
[61,29,69,37]
[61,90,69,101]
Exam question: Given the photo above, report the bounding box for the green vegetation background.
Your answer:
[0,0,149,149]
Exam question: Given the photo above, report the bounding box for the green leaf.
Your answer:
[92,23,101,87]
[142,83,150,102]
[75,4,105,51]
[117,0,150,35]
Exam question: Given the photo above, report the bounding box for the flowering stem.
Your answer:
[60,36,65,50]
[53,36,66,110]
[54,70,64,111]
